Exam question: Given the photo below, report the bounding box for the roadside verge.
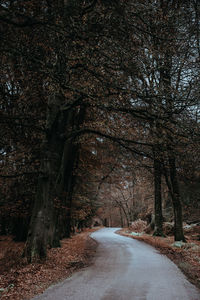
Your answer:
[117,228,200,290]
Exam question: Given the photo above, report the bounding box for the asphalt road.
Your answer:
[33,228,200,300]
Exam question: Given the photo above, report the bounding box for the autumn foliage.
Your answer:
[0,0,200,265]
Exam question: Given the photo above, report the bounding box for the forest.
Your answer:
[0,1,200,293]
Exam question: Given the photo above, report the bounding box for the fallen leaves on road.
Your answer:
[0,228,98,300]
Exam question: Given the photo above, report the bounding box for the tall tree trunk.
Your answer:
[25,147,57,261]
[157,22,185,241]
[168,151,186,242]
[153,146,164,236]
[52,137,77,245]
[52,106,78,243]
[25,93,74,262]
[119,207,124,228]
[56,141,78,240]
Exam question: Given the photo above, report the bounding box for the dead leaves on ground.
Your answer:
[0,228,98,300]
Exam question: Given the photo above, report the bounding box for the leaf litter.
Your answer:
[0,228,98,300]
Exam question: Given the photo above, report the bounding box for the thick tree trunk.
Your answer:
[25,152,56,261]
[158,44,185,241]
[24,146,63,260]
[153,147,164,236]
[25,93,74,262]
[55,141,78,240]
[25,97,85,261]
[168,153,186,242]
[52,109,78,242]
[59,104,85,238]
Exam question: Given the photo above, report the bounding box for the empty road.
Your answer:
[34,228,200,300]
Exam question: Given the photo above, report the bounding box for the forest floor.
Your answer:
[0,228,99,300]
[118,227,200,290]
[1,226,199,299]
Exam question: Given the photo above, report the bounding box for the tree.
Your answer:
[1,0,200,261]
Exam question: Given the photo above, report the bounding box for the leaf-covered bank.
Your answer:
[0,228,98,300]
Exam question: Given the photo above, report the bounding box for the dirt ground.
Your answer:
[0,228,98,300]
[118,228,200,290]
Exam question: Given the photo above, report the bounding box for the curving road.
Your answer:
[33,228,200,300]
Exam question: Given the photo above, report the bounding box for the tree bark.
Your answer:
[153,146,164,236]
[119,207,124,228]
[168,151,186,242]
[25,93,75,261]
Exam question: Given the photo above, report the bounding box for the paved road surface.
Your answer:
[33,228,200,300]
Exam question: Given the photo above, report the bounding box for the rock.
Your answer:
[171,241,186,248]
[184,224,196,231]
[131,232,142,236]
